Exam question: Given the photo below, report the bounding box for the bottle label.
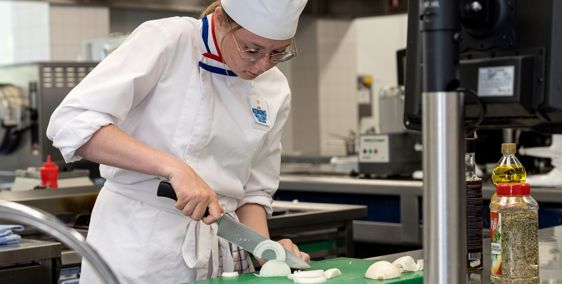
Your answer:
[490,211,502,276]
[466,181,483,269]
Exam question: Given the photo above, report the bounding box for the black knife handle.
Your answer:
[157,181,209,217]
[157,181,177,200]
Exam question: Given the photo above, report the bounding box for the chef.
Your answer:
[46,0,310,282]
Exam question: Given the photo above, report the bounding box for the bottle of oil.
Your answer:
[492,143,526,185]
[466,138,483,271]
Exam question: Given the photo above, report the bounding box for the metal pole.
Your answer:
[419,0,466,283]
[0,200,119,284]
[423,92,466,283]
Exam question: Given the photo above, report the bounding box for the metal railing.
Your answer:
[0,200,119,283]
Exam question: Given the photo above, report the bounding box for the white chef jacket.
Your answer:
[47,14,291,284]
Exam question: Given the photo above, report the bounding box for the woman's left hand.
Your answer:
[277,239,310,263]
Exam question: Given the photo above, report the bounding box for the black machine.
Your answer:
[404,0,562,133]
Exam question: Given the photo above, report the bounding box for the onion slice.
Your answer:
[253,240,286,262]
[365,261,401,280]
[259,260,292,277]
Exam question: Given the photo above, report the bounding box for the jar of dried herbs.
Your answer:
[490,183,539,284]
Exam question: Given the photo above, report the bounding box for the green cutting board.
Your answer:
[190,257,423,284]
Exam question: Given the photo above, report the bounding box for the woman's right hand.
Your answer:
[168,165,223,225]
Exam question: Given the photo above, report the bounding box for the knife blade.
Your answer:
[157,181,311,269]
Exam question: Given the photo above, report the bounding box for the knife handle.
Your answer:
[157,181,209,217]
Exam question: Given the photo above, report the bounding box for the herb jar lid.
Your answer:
[497,183,530,196]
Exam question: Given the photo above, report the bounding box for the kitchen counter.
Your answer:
[367,225,562,283]
[0,239,62,284]
[2,185,367,260]
[280,174,562,202]
[279,174,562,245]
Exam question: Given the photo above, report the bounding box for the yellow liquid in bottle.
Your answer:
[491,164,527,184]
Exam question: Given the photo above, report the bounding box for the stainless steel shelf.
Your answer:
[0,239,61,266]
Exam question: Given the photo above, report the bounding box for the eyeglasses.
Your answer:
[225,16,298,64]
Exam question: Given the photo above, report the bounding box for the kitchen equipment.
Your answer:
[0,62,97,172]
[157,181,311,269]
[520,134,562,186]
[191,257,423,284]
[358,132,421,177]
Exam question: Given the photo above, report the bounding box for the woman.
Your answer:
[47,0,309,283]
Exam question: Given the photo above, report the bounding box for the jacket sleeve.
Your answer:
[46,21,172,163]
[238,94,291,216]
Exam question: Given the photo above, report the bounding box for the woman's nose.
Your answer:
[254,55,275,73]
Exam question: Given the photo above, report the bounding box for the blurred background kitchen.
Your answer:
[1,0,562,283]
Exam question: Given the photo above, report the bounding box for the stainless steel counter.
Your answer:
[367,225,562,283]
[0,238,61,266]
[0,239,62,284]
[279,174,562,245]
[1,185,367,260]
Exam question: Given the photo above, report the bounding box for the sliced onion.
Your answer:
[221,272,239,278]
[292,270,325,278]
[392,256,419,272]
[323,268,342,279]
[259,260,292,277]
[253,240,286,262]
[293,275,327,283]
[365,261,401,280]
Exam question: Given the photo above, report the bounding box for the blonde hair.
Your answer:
[200,0,241,48]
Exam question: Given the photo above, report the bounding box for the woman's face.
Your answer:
[215,8,293,80]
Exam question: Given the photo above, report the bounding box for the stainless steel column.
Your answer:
[423,91,466,283]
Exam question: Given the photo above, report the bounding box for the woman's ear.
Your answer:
[214,7,225,28]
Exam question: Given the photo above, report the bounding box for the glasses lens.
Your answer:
[270,52,297,63]
[241,50,264,62]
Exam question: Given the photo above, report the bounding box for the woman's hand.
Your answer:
[277,239,310,264]
[168,165,223,224]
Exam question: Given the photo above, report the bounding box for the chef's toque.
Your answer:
[221,0,308,40]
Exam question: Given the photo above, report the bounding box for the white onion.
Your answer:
[416,259,424,271]
[323,268,342,279]
[293,275,327,283]
[221,272,239,278]
[253,240,286,262]
[392,256,419,272]
[292,270,325,278]
[259,260,292,277]
[365,261,401,280]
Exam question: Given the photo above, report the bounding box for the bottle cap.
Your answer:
[497,183,530,196]
[466,138,476,153]
[501,143,516,155]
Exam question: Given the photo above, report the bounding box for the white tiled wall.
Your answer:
[355,14,408,132]
[0,1,50,65]
[50,5,110,61]
[0,2,109,64]
[282,17,357,156]
[317,19,357,156]
[282,14,407,157]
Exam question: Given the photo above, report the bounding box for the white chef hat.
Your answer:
[221,0,308,40]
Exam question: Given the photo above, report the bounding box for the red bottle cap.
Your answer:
[40,155,59,189]
[496,183,530,196]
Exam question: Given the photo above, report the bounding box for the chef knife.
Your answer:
[156,181,311,269]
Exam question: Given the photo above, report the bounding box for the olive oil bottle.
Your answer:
[492,143,526,185]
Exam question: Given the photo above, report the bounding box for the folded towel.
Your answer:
[0,232,21,246]
[0,225,24,237]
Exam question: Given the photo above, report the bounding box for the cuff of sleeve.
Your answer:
[50,111,115,163]
[237,192,274,217]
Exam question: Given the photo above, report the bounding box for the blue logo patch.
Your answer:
[252,108,268,124]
